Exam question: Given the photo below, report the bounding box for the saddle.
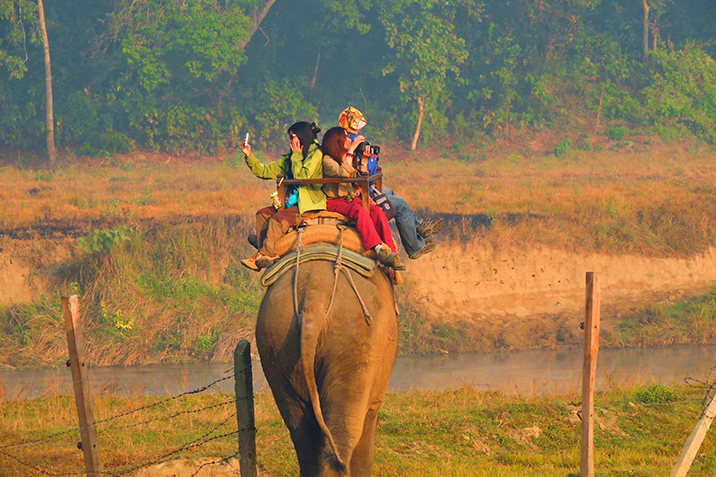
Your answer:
[269,211,403,285]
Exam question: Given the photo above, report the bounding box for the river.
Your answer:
[1,343,714,401]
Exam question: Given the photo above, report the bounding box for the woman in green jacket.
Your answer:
[241,121,326,270]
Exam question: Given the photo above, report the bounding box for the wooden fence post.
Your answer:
[234,340,257,477]
[669,386,716,477]
[62,295,102,476]
[581,272,600,477]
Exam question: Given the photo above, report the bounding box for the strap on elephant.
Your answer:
[325,226,372,325]
[261,225,375,325]
[292,226,305,320]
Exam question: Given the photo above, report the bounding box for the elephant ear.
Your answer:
[299,292,348,473]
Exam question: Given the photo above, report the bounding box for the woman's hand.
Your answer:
[241,143,252,157]
[347,135,365,154]
[290,135,303,152]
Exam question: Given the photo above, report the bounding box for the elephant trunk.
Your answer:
[299,287,348,473]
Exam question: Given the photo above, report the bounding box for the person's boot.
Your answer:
[410,240,436,259]
[376,245,406,271]
[255,254,278,269]
[240,252,262,271]
[416,218,444,238]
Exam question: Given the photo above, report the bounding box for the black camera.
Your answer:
[353,142,381,169]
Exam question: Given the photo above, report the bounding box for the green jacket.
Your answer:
[244,143,327,214]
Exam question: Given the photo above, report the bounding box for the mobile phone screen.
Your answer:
[244,133,249,146]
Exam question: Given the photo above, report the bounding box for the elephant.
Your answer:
[256,258,399,477]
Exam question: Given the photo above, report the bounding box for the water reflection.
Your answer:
[1,344,714,401]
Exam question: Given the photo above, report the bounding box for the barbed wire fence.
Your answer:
[0,295,258,477]
[0,366,255,476]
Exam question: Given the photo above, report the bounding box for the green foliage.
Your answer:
[576,134,592,151]
[2,0,716,153]
[633,384,680,404]
[554,139,571,157]
[250,78,318,148]
[605,125,628,140]
[0,0,38,79]
[34,169,53,182]
[379,0,476,143]
[640,47,716,143]
[78,226,136,254]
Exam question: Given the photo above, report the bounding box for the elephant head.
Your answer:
[256,259,398,476]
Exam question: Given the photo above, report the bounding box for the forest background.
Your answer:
[1,0,715,156]
[3,0,716,368]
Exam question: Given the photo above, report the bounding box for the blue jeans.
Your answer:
[380,187,425,258]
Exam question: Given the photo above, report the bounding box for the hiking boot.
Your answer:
[376,245,407,271]
[255,255,278,269]
[248,233,258,249]
[416,218,444,239]
[240,252,262,272]
[410,240,436,259]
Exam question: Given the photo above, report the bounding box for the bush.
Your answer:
[640,47,716,143]
[554,139,571,156]
[604,126,627,140]
[633,383,680,404]
[79,226,136,255]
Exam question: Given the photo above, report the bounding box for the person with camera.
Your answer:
[240,121,326,271]
[321,126,406,271]
[338,107,444,259]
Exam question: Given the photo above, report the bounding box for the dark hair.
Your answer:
[321,127,349,165]
[287,121,321,161]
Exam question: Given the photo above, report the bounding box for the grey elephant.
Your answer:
[256,259,398,476]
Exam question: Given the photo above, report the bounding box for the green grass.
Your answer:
[0,217,262,367]
[605,285,716,347]
[0,384,714,476]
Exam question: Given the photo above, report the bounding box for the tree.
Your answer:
[37,0,56,165]
[102,0,260,151]
[379,0,476,149]
[0,0,36,79]
[641,0,674,61]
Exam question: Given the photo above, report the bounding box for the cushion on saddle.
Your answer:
[260,244,377,288]
[268,211,403,286]
[273,223,376,259]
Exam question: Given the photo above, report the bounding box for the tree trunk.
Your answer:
[642,0,650,62]
[38,0,56,166]
[410,97,424,151]
[309,47,321,103]
[652,23,659,52]
[236,0,277,50]
[594,84,606,134]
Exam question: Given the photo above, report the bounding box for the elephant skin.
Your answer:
[256,259,398,477]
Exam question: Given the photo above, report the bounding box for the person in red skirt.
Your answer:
[321,126,405,270]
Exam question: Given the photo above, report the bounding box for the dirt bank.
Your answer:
[401,239,716,350]
[409,239,716,319]
[3,233,716,360]
[5,236,715,317]
[0,238,76,305]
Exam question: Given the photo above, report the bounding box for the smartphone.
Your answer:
[243,133,250,147]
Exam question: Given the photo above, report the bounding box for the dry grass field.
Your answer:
[2,137,716,367]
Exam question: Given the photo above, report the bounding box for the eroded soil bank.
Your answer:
[3,230,716,366]
[401,238,716,351]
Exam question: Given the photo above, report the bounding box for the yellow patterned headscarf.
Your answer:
[338,106,367,131]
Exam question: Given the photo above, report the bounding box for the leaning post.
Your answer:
[62,295,102,476]
[234,340,257,477]
[669,385,716,477]
[581,272,601,477]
